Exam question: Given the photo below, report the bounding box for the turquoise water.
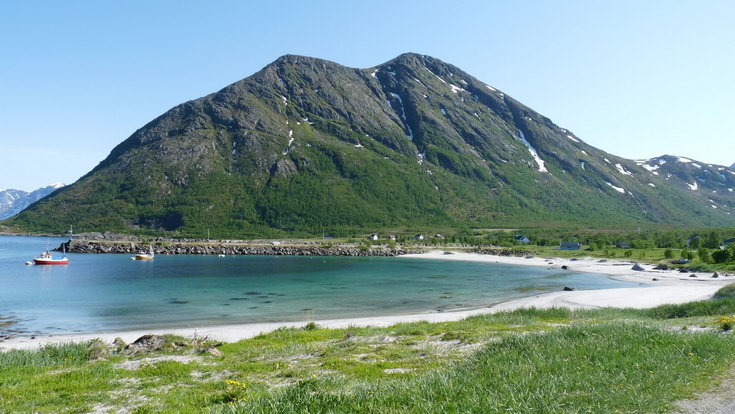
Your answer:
[0,235,640,335]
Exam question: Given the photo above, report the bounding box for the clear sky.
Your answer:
[1,0,733,190]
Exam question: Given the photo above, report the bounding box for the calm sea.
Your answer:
[0,235,640,335]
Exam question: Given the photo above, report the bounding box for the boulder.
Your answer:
[562,286,575,291]
[712,272,720,278]
[126,334,167,353]
[200,346,223,357]
[561,265,568,270]
[631,263,645,271]
[87,339,110,360]
[689,274,697,278]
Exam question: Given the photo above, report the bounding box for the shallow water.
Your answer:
[0,235,640,335]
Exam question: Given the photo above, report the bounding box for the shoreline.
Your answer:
[2,251,731,351]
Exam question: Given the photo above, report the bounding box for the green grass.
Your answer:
[227,324,735,413]
[2,300,735,412]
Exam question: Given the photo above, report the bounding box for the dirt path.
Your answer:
[675,366,735,413]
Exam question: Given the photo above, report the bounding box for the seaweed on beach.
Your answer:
[0,314,23,341]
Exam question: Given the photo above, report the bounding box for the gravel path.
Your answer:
[675,367,735,413]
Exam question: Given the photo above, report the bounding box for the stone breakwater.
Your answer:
[59,240,425,257]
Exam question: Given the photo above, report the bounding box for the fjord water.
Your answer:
[0,236,639,336]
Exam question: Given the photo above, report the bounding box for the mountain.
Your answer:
[636,156,735,211]
[4,53,735,236]
[0,183,65,220]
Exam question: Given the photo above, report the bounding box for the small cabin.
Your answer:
[434,234,445,240]
[560,242,581,250]
[367,233,379,241]
[615,242,631,249]
[413,234,425,241]
[515,235,530,244]
[388,235,397,241]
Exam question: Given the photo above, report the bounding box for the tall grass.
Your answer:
[0,342,89,368]
[224,324,735,413]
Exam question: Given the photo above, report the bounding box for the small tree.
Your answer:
[624,250,633,258]
[689,237,702,249]
[664,249,674,259]
[704,232,721,249]
[698,248,711,263]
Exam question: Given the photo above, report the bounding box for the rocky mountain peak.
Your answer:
[5,54,735,235]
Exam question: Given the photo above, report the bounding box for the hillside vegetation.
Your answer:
[5,54,735,237]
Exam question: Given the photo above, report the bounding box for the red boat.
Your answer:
[33,250,69,265]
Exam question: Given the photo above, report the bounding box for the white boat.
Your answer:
[133,245,155,260]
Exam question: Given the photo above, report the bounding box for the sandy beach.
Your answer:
[2,251,731,351]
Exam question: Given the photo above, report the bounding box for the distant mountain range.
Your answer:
[4,53,734,236]
[0,184,65,220]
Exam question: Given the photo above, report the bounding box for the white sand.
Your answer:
[2,251,731,351]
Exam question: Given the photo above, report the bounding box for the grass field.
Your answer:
[3,287,735,412]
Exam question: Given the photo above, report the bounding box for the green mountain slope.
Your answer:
[6,53,735,236]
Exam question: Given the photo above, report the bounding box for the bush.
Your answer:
[719,316,735,331]
[712,249,731,264]
[664,249,674,259]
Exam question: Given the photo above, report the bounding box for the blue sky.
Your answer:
[1,0,733,190]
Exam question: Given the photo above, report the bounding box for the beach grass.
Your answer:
[2,296,735,412]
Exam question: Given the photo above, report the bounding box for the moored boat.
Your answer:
[33,250,69,265]
[133,246,155,260]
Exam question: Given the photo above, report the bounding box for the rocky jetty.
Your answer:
[59,239,424,257]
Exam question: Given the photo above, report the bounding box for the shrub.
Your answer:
[719,316,735,331]
[698,248,711,263]
[712,249,731,264]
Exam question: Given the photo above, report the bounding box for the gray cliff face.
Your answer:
[0,184,64,220]
[6,54,735,235]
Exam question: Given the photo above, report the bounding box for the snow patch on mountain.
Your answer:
[516,130,547,173]
[615,163,632,176]
[449,84,465,94]
[639,163,659,172]
[389,92,413,140]
[605,182,626,194]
